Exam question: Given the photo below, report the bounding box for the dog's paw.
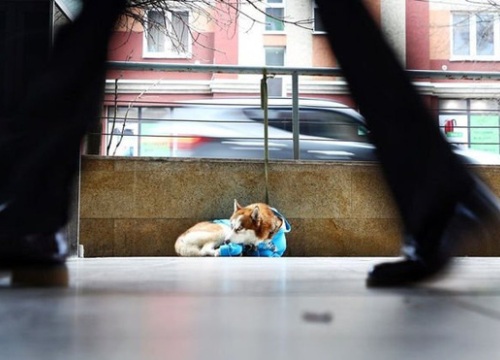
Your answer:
[214,249,221,257]
[244,244,256,251]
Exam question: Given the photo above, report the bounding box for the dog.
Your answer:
[174,199,285,257]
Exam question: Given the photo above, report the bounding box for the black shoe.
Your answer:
[0,230,68,267]
[367,178,500,287]
[0,229,69,287]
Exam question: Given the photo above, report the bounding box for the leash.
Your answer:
[260,69,270,205]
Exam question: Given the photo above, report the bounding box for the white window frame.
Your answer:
[312,1,325,34]
[439,99,500,155]
[265,0,285,33]
[451,12,500,61]
[143,8,192,59]
[265,46,286,66]
[264,46,286,96]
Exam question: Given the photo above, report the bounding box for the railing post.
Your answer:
[261,69,270,204]
[292,71,300,160]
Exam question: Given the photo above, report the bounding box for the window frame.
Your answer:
[264,46,286,66]
[264,46,286,96]
[264,0,285,33]
[451,11,500,61]
[439,99,500,155]
[143,8,192,59]
[312,1,326,34]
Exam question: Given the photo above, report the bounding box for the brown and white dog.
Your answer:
[174,199,283,256]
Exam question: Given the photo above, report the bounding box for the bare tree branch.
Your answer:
[118,0,314,48]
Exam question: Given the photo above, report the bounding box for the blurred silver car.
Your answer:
[106,97,500,164]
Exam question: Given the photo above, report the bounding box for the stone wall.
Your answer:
[79,156,500,257]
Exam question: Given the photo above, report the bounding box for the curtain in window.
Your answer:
[170,11,189,53]
[453,14,470,56]
[147,10,165,53]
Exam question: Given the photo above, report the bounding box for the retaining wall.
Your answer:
[79,156,500,257]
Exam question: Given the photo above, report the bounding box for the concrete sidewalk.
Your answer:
[1,257,500,360]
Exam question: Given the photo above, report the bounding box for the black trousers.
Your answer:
[315,0,474,243]
[0,1,125,235]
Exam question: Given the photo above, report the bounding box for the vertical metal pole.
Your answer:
[292,72,300,160]
[261,70,270,204]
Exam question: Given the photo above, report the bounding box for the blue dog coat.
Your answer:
[216,208,291,257]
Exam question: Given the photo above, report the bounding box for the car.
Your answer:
[105,97,500,164]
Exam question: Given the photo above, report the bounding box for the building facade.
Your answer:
[103,0,500,156]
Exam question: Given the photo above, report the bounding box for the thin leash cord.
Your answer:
[261,70,270,205]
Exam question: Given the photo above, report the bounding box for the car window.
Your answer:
[243,107,370,142]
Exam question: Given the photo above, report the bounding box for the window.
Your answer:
[107,106,176,157]
[265,47,285,96]
[144,8,191,58]
[312,2,325,33]
[439,99,500,154]
[265,0,284,32]
[243,108,370,143]
[452,12,499,59]
[106,107,139,156]
[265,46,285,66]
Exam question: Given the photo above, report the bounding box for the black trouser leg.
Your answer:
[0,0,126,235]
[314,0,474,244]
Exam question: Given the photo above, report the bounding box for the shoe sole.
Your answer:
[1,264,68,287]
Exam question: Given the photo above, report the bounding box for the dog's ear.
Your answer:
[251,205,260,222]
[234,199,243,212]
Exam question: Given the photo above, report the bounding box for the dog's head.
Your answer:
[225,199,281,245]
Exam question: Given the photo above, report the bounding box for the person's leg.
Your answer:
[315,0,500,286]
[0,0,126,285]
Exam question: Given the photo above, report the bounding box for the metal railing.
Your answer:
[105,61,500,161]
[108,61,500,79]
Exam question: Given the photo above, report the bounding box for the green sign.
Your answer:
[470,115,500,154]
